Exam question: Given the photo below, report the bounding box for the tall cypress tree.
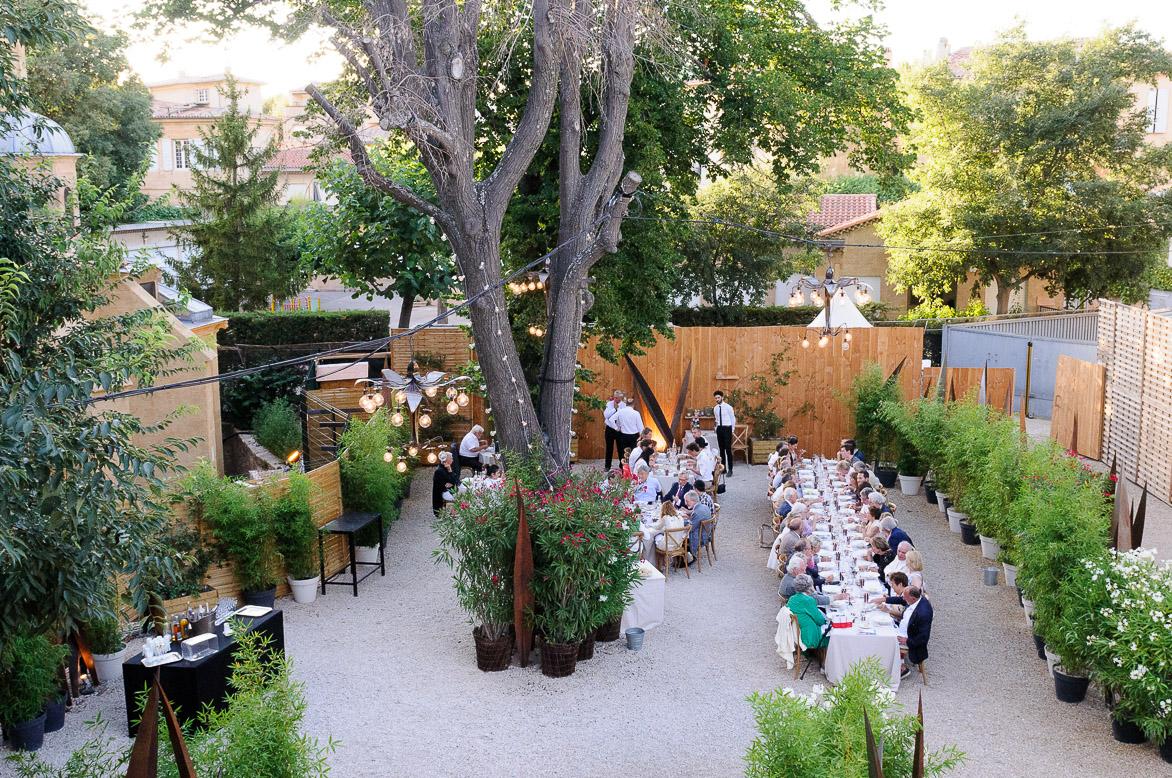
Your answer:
[175,76,304,311]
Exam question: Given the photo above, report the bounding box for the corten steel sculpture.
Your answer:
[513,481,535,667]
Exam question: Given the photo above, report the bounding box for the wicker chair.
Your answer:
[655,526,691,580]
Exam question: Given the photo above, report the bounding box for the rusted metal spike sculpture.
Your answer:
[1110,475,1131,551]
[625,355,673,448]
[513,479,535,667]
[1068,413,1079,457]
[864,709,885,778]
[669,360,693,444]
[886,355,908,385]
[912,693,926,778]
[1132,482,1148,550]
[127,672,197,778]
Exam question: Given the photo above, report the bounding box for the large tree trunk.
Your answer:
[396,292,416,329]
[994,280,1013,314]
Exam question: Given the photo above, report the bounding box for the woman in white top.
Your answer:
[905,549,925,590]
[654,501,687,552]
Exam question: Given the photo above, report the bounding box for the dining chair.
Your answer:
[655,526,691,580]
[700,517,717,565]
[731,424,750,464]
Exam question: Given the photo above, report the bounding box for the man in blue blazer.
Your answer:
[898,586,933,677]
[661,471,694,509]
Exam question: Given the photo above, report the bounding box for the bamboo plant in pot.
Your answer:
[432,488,518,672]
[270,472,321,604]
[0,633,68,751]
[338,409,411,563]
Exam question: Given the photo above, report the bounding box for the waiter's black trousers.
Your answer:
[716,425,734,475]
[604,426,621,470]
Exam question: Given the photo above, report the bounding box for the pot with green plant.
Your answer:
[252,398,304,462]
[432,489,518,672]
[338,409,411,563]
[82,616,127,687]
[999,549,1019,589]
[0,633,68,751]
[269,472,320,604]
[145,514,216,633]
[895,444,923,495]
[187,464,281,608]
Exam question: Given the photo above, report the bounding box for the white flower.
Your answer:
[1130,665,1149,680]
[598,595,608,602]
[811,684,826,697]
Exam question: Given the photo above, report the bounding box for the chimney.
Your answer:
[935,37,950,63]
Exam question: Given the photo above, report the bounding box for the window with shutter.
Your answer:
[1157,87,1169,133]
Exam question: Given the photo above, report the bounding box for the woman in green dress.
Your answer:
[789,574,830,650]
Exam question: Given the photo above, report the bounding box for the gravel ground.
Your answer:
[16,464,1168,776]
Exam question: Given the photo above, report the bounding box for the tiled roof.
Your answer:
[815,209,884,238]
[808,194,878,230]
[151,99,278,121]
[263,145,350,172]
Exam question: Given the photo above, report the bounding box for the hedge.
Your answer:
[219,310,390,347]
[669,303,889,327]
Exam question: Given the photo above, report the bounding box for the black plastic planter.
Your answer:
[875,467,898,488]
[242,587,277,608]
[1111,717,1147,744]
[960,520,980,545]
[1032,633,1046,659]
[8,712,46,752]
[925,485,938,504]
[1053,668,1090,703]
[44,694,66,733]
[1159,735,1172,764]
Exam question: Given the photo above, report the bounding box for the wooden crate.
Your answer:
[752,438,782,465]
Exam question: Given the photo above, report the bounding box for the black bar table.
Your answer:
[121,609,284,737]
[318,510,385,596]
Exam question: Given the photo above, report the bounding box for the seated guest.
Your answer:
[779,556,830,606]
[905,549,925,590]
[839,438,865,463]
[683,491,711,558]
[620,448,634,478]
[880,515,912,549]
[662,470,694,508]
[774,486,800,520]
[484,464,500,479]
[884,541,913,581]
[653,500,689,559]
[898,586,933,678]
[432,452,457,516]
[766,442,787,475]
[632,464,661,503]
[789,575,830,651]
[695,438,718,484]
[601,467,622,490]
[778,516,804,558]
[834,459,851,478]
[692,479,715,510]
[458,424,488,473]
[646,500,675,534]
[867,536,895,582]
[853,460,880,489]
[871,491,895,517]
[872,571,910,620]
[630,438,655,471]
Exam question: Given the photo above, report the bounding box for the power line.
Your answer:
[89,213,611,405]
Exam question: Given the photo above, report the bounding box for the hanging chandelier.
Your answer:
[355,359,473,465]
[787,242,872,351]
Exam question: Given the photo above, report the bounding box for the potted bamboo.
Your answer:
[270,472,321,604]
[432,489,517,672]
[0,633,67,752]
[82,616,127,687]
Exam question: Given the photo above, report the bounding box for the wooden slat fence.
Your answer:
[1050,355,1105,459]
[573,326,925,458]
[921,367,1015,413]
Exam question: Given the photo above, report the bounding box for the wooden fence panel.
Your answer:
[1139,314,1172,498]
[921,367,1014,413]
[573,326,924,459]
[1050,356,1105,459]
[1101,301,1147,480]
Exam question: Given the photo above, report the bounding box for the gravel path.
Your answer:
[20,464,1168,775]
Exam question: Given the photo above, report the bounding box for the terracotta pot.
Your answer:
[540,642,579,678]
[473,627,512,672]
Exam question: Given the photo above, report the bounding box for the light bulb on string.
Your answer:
[418,412,433,428]
[373,392,384,407]
[407,444,419,458]
[383,448,394,463]
[359,394,376,414]
[456,392,470,407]
[391,411,405,427]
[427,451,438,464]
[424,386,438,398]
[788,290,803,307]
[446,400,459,415]
[446,387,458,399]
[818,334,829,348]
[396,460,408,473]
[801,336,810,349]
[394,390,407,405]
[844,330,853,342]
[842,339,850,352]
[811,291,824,307]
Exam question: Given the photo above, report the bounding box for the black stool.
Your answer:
[318,511,385,596]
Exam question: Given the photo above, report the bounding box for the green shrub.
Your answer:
[185,463,281,593]
[221,366,306,430]
[219,309,389,347]
[253,398,303,460]
[744,658,964,777]
[728,352,792,439]
[670,302,889,327]
[269,472,319,580]
[338,409,411,546]
[0,633,68,725]
[144,515,215,600]
[845,363,901,464]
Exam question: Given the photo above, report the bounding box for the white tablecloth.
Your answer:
[824,618,902,690]
[621,561,665,635]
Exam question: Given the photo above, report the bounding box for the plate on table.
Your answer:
[232,605,272,618]
[822,584,842,594]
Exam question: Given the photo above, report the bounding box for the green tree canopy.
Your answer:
[174,77,306,311]
[25,0,159,197]
[296,149,456,328]
[679,165,819,310]
[880,26,1172,312]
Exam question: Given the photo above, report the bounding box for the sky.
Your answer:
[87,0,1172,94]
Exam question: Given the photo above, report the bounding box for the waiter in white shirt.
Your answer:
[613,402,644,465]
[712,390,737,476]
[602,389,625,471]
[458,424,488,473]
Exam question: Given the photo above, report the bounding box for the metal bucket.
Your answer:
[625,627,645,651]
[983,567,1000,586]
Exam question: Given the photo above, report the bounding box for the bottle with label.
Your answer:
[179,613,189,639]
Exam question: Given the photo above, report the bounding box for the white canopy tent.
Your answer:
[807,291,873,330]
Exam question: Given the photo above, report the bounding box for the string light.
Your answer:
[456,392,470,407]
[801,336,810,349]
[407,444,419,457]
[446,387,458,399]
[818,334,829,348]
[427,451,438,464]
[383,448,394,463]
[446,400,460,414]
[424,386,438,398]
[396,460,408,473]
[394,390,407,405]
[391,411,405,427]
[418,412,433,428]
